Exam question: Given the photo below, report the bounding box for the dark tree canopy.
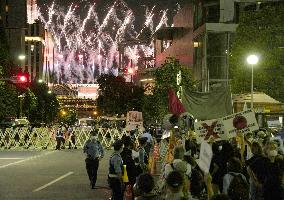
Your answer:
[97,74,144,115]
[230,4,284,102]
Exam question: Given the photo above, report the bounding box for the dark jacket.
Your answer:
[121,147,137,184]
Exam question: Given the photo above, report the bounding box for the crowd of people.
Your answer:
[98,127,284,200]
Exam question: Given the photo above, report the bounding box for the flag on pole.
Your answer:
[168,88,186,116]
[166,131,175,163]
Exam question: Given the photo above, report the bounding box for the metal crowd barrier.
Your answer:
[0,127,143,150]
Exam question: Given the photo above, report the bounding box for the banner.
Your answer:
[222,110,259,135]
[126,111,143,131]
[194,119,227,141]
[197,141,213,173]
[194,110,259,141]
[182,87,233,120]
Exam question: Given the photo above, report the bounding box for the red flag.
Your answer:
[168,88,186,116]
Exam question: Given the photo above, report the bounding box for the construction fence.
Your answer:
[0,127,143,150]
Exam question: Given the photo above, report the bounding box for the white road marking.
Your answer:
[0,158,24,160]
[0,151,55,169]
[33,171,74,192]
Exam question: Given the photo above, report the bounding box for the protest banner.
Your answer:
[222,110,259,136]
[126,111,143,131]
[194,118,228,141]
[197,141,213,173]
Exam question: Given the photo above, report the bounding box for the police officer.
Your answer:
[83,135,104,189]
[108,140,124,200]
[55,127,64,150]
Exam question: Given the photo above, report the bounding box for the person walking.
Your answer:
[68,126,77,149]
[55,127,64,150]
[83,135,104,189]
[108,140,124,200]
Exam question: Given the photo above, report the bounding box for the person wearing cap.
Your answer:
[108,139,124,200]
[83,134,104,189]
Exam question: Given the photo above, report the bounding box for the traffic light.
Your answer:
[15,72,29,87]
[17,75,28,83]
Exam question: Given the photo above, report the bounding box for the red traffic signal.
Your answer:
[16,73,29,86]
[18,75,27,83]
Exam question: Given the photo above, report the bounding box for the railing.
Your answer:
[0,127,143,150]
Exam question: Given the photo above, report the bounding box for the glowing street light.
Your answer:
[18,55,26,60]
[38,79,43,83]
[61,110,67,116]
[48,90,52,94]
[246,54,259,109]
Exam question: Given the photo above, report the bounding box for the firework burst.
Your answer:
[39,0,171,83]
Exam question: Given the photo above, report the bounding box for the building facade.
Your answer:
[0,0,51,82]
[24,21,46,81]
[0,0,26,68]
[153,5,194,68]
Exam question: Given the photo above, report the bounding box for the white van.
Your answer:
[78,118,94,127]
[14,118,30,127]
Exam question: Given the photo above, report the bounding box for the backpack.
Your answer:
[228,173,249,200]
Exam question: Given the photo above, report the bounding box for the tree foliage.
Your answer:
[230,4,284,102]
[58,109,77,125]
[29,81,60,124]
[97,74,144,116]
[142,57,196,124]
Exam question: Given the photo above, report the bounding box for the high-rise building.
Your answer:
[0,0,26,67]
[0,0,52,81]
[24,21,46,81]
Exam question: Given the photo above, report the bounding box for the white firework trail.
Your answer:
[39,0,171,84]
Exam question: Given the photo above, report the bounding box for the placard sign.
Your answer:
[194,119,226,141]
[222,110,259,135]
[197,141,213,173]
[126,111,143,131]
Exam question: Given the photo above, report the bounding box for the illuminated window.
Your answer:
[5,5,8,12]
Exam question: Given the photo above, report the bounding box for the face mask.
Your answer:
[268,150,278,157]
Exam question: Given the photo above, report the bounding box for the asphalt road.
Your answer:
[0,149,112,200]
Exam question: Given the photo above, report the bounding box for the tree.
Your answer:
[29,81,60,124]
[142,57,196,124]
[58,109,77,125]
[230,4,284,102]
[22,89,38,120]
[97,74,144,116]
[0,82,19,120]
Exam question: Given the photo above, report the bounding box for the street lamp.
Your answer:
[18,55,26,60]
[38,79,43,83]
[246,55,259,109]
